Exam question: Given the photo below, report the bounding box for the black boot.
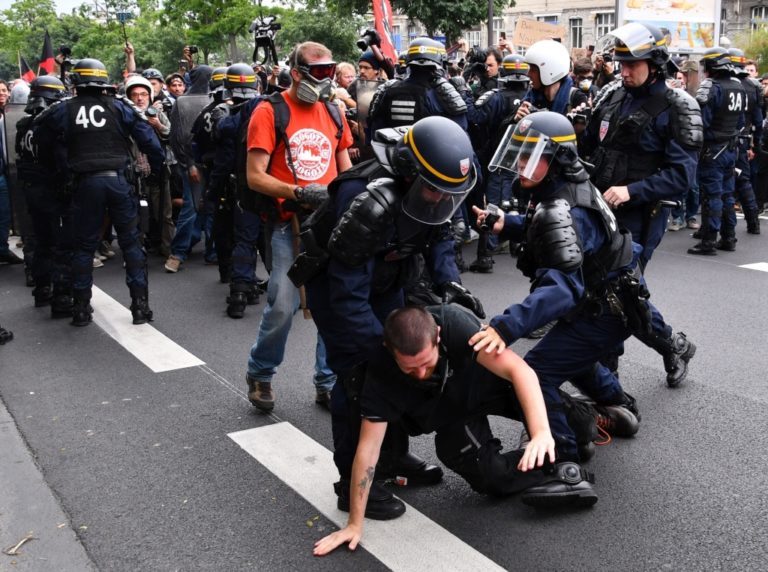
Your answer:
[130,290,154,325]
[33,285,53,307]
[376,426,443,486]
[71,290,93,327]
[334,480,406,520]
[0,325,13,344]
[661,332,696,387]
[24,265,35,287]
[226,284,249,319]
[246,284,260,305]
[746,211,761,235]
[469,255,494,273]
[50,287,73,319]
[688,239,717,255]
[715,237,737,251]
[520,462,598,508]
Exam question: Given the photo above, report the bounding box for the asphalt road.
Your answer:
[1,218,766,572]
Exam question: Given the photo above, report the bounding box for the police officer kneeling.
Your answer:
[34,58,164,325]
[314,304,595,556]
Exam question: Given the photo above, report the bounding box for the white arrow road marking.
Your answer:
[739,262,768,272]
[229,422,504,572]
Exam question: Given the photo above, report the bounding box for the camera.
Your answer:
[357,29,380,51]
[480,204,502,231]
[601,53,612,63]
[345,107,358,122]
[250,15,281,66]
[145,106,158,117]
[187,45,199,55]
[59,45,73,71]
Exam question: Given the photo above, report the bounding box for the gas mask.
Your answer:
[296,62,337,104]
[578,78,593,92]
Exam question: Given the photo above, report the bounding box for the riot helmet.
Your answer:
[224,62,260,100]
[70,58,114,90]
[700,46,733,75]
[728,48,748,77]
[372,116,477,225]
[125,75,153,97]
[277,67,292,89]
[597,22,670,67]
[524,40,571,86]
[498,54,530,86]
[406,37,447,70]
[209,67,227,93]
[396,50,408,76]
[489,111,579,184]
[25,75,66,114]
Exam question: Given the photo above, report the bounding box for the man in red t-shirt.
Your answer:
[244,41,353,412]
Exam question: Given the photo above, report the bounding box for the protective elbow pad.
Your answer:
[667,88,703,150]
[431,76,468,115]
[529,198,583,272]
[327,177,401,267]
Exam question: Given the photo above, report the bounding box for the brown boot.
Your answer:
[246,374,274,411]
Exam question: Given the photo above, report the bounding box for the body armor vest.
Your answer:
[14,114,46,181]
[589,86,668,189]
[380,80,429,128]
[67,94,129,173]
[519,179,633,288]
[708,77,744,144]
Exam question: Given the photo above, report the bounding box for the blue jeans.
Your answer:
[671,183,700,223]
[0,174,10,253]
[170,170,213,261]
[247,221,336,391]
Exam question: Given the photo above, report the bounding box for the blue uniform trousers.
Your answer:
[230,206,261,284]
[698,147,736,239]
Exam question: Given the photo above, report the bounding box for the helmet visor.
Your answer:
[488,124,559,182]
[402,169,477,225]
[596,23,659,59]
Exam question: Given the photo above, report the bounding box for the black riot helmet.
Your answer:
[489,111,579,183]
[700,46,734,75]
[372,116,477,224]
[406,37,447,70]
[25,75,66,114]
[728,48,748,77]
[597,22,670,68]
[70,58,114,90]
[209,67,227,92]
[224,62,260,100]
[498,54,530,85]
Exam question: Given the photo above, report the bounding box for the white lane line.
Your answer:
[740,262,768,273]
[90,286,205,373]
[229,422,504,572]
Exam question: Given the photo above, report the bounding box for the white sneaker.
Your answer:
[93,256,104,268]
[463,229,480,244]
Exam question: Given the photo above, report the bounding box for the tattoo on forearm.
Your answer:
[357,466,376,500]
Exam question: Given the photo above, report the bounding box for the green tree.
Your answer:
[736,29,768,74]
[392,0,514,46]
[277,9,364,64]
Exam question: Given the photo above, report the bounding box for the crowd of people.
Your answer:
[0,21,763,556]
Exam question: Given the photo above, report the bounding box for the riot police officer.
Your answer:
[15,76,72,316]
[586,22,702,267]
[34,58,164,326]
[211,63,263,318]
[367,37,468,137]
[689,46,745,255]
[472,111,681,470]
[727,48,762,236]
[293,116,486,519]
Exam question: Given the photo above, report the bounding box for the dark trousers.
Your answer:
[230,206,262,284]
[71,172,146,295]
[23,181,72,289]
[699,147,736,239]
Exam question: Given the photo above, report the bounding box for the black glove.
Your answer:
[294,183,328,210]
[367,29,382,47]
[442,281,486,319]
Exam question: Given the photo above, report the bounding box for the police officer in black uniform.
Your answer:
[292,116,486,519]
[15,76,73,316]
[727,48,762,236]
[689,46,745,255]
[34,58,164,326]
[367,37,468,137]
[210,63,263,318]
[586,22,702,267]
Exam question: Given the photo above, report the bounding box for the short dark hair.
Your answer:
[383,307,438,356]
[573,57,593,76]
[486,48,503,65]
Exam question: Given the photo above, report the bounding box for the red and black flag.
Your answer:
[38,30,55,75]
[19,53,36,83]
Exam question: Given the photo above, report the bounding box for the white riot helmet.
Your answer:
[125,74,154,98]
[524,40,571,86]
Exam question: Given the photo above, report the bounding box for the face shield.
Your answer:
[596,22,658,60]
[402,167,477,225]
[488,123,563,183]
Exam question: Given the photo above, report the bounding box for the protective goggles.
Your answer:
[299,62,337,81]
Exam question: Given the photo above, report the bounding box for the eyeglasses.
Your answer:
[358,64,374,72]
[300,62,337,81]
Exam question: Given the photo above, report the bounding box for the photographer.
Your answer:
[593,52,616,89]
[355,29,395,81]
